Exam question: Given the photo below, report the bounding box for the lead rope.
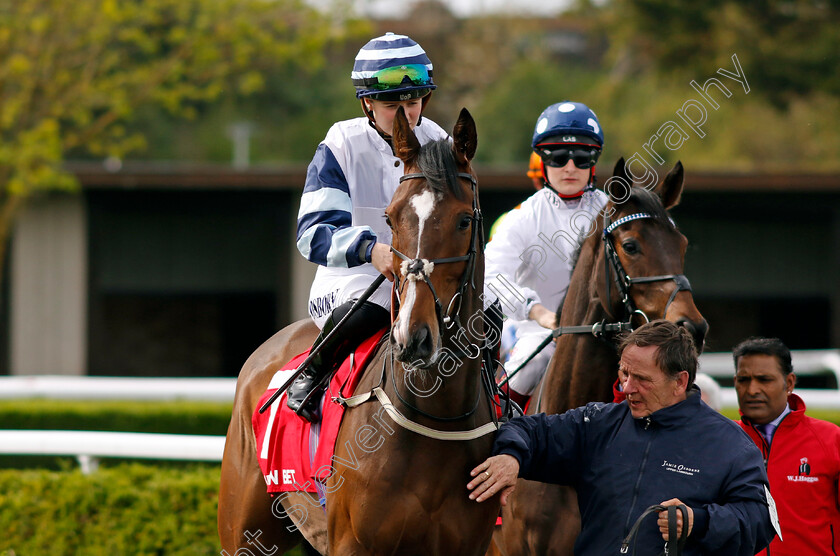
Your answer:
[620,504,689,556]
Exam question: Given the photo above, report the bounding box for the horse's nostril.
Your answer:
[412,325,433,358]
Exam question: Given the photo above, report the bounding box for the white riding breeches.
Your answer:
[503,320,555,396]
[307,271,392,330]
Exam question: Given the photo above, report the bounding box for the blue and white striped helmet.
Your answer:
[531,101,604,149]
[352,33,436,101]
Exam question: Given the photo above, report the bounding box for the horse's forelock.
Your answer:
[416,139,466,201]
[625,186,675,230]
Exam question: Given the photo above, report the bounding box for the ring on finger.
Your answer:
[484,471,491,479]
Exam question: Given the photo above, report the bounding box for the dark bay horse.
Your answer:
[219,107,500,555]
[491,158,708,556]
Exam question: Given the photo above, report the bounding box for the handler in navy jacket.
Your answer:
[467,320,776,555]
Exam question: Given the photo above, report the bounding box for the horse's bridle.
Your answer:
[388,169,498,424]
[390,171,483,336]
[518,207,697,414]
[602,211,693,325]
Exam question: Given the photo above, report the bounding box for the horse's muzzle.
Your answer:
[392,323,437,367]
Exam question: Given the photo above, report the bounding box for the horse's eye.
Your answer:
[385,215,393,229]
[458,215,472,231]
[622,239,640,255]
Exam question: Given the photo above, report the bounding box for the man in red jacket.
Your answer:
[734,337,840,556]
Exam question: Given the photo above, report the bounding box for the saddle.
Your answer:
[252,330,386,495]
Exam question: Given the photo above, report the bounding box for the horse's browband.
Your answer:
[400,172,477,186]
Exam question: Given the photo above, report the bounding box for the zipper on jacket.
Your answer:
[624,424,655,535]
[832,524,837,555]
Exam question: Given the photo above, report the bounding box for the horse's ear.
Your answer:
[612,157,628,183]
[393,106,421,166]
[452,107,477,164]
[656,160,684,209]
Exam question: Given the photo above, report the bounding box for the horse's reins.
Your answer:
[620,503,689,555]
[388,170,495,421]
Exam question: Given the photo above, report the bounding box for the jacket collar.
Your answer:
[640,385,702,428]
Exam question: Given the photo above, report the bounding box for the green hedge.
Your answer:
[0,464,220,555]
[0,400,233,435]
[0,464,305,556]
[0,402,309,555]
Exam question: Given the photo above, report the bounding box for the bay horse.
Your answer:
[491,158,708,556]
[219,107,500,555]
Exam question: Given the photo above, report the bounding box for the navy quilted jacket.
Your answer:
[494,389,775,555]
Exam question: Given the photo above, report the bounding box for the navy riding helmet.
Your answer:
[532,101,604,149]
[351,33,436,102]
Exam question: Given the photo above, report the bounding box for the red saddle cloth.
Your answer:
[252,330,385,494]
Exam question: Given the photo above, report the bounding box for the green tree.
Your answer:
[601,0,840,106]
[0,0,355,273]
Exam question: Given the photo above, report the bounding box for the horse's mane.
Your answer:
[416,139,466,201]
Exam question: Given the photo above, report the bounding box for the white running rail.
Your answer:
[0,375,236,402]
[0,430,226,473]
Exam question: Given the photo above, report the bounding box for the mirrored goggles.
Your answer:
[538,146,600,169]
[364,64,432,90]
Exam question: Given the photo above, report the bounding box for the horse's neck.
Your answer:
[540,234,619,414]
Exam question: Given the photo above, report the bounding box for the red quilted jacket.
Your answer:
[739,394,840,556]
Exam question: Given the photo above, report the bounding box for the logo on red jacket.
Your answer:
[798,457,811,476]
[787,456,818,483]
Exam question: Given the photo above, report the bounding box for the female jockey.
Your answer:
[288,33,449,422]
[485,101,609,408]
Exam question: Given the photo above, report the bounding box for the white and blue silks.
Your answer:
[297,116,448,329]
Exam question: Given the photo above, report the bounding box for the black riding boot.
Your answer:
[287,300,390,423]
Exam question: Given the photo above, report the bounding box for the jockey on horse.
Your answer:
[486,101,609,409]
[288,32,449,422]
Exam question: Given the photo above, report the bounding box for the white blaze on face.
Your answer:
[394,189,438,346]
[410,189,437,258]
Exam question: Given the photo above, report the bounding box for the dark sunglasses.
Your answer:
[538,146,600,169]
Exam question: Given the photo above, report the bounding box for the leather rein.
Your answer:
[621,503,689,555]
